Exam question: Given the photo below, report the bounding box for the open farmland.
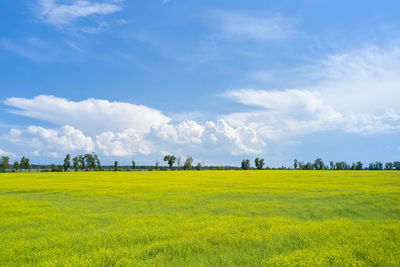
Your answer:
[0,171,399,266]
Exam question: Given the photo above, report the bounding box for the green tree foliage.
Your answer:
[114,161,118,171]
[330,161,335,170]
[356,162,363,170]
[293,159,298,169]
[20,156,31,171]
[78,155,85,170]
[196,163,202,170]
[72,157,79,171]
[241,159,250,170]
[0,156,10,172]
[163,155,176,169]
[369,162,383,170]
[51,164,63,172]
[63,154,71,172]
[132,160,136,170]
[305,162,313,170]
[12,161,20,172]
[385,162,393,170]
[155,161,160,170]
[393,161,400,170]
[336,162,350,170]
[93,153,101,170]
[313,158,325,170]
[254,158,265,170]
[84,154,96,170]
[183,156,193,170]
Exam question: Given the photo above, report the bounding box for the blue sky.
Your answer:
[1,0,400,166]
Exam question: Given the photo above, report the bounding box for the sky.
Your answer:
[1,0,400,166]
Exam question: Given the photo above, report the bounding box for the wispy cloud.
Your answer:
[221,44,400,139]
[34,0,123,33]
[212,10,294,41]
[0,38,52,61]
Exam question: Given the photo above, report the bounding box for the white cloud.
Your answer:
[35,0,123,32]
[4,95,265,157]
[0,148,16,158]
[4,95,171,136]
[201,120,266,155]
[213,11,293,41]
[4,44,400,159]
[222,45,400,139]
[96,129,152,156]
[154,121,205,144]
[5,119,266,158]
[6,125,94,157]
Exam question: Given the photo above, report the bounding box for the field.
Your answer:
[0,171,399,266]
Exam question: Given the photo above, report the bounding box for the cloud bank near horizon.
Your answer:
[3,44,400,160]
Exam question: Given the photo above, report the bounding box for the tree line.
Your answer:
[240,158,400,170]
[1,154,400,172]
[0,156,31,172]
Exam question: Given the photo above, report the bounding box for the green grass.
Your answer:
[0,171,399,266]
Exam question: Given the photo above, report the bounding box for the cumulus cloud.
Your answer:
[222,45,400,139]
[96,128,152,156]
[4,95,171,136]
[34,0,123,32]
[150,120,265,155]
[4,45,400,159]
[5,119,266,158]
[3,95,266,157]
[6,125,94,157]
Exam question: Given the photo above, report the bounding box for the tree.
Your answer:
[330,161,335,170]
[241,159,250,170]
[72,156,79,171]
[63,154,71,172]
[369,162,374,170]
[93,153,101,170]
[313,158,325,170]
[356,162,363,170]
[84,153,96,170]
[12,161,20,172]
[305,162,313,170]
[155,161,160,170]
[0,156,10,172]
[78,155,85,170]
[163,155,176,169]
[114,161,118,171]
[393,161,400,171]
[196,162,202,170]
[51,164,62,172]
[298,161,305,170]
[20,156,31,171]
[132,160,136,170]
[336,161,349,170]
[385,162,393,170]
[177,157,182,169]
[254,158,265,170]
[293,159,298,169]
[376,161,383,170]
[183,156,193,170]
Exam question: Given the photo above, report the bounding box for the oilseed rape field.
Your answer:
[0,171,399,266]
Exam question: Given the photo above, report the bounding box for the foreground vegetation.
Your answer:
[0,171,399,266]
